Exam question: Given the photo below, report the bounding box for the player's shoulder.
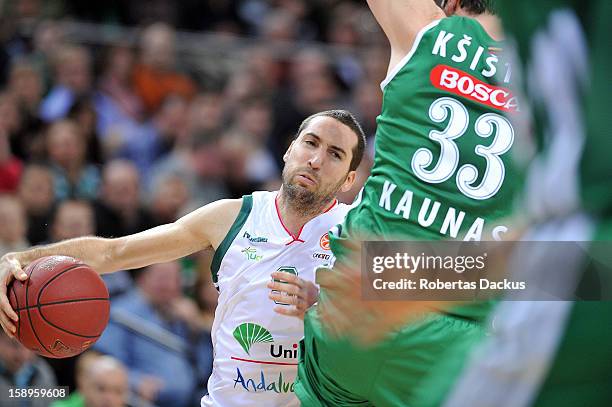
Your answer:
[324,200,352,221]
[251,190,275,201]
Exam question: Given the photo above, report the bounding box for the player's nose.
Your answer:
[308,151,324,170]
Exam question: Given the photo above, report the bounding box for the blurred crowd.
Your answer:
[0,0,385,406]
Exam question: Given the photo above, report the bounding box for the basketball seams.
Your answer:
[37,263,87,305]
[25,258,54,357]
[37,300,109,338]
[36,263,109,338]
[13,297,110,312]
[13,263,109,312]
[14,256,110,358]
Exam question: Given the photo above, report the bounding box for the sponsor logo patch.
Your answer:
[241,247,263,261]
[233,323,274,355]
[233,368,295,393]
[243,231,268,243]
[312,252,331,261]
[430,65,519,112]
[319,233,330,250]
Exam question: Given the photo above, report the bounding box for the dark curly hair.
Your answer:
[436,0,496,14]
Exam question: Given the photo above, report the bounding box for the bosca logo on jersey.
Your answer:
[233,323,299,360]
[431,65,519,112]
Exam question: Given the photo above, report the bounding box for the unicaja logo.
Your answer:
[233,323,273,355]
[270,343,298,359]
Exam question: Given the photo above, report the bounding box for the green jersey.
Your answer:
[342,16,521,244]
[296,16,524,407]
[497,0,612,220]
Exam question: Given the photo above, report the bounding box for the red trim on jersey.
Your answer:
[323,199,338,213]
[274,195,337,245]
[231,356,298,366]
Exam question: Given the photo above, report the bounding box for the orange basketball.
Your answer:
[8,255,110,358]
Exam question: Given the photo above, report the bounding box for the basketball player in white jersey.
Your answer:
[0,109,366,406]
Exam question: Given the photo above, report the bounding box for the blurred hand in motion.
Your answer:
[169,296,206,332]
[314,239,440,345]
[0,254,28,337]
[268,271,319,319]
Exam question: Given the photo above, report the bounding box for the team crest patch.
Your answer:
[319,233,330,250]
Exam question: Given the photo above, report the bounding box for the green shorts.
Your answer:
[295,309,484,407]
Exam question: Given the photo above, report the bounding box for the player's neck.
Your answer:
[276,190,334,236]
[455,10,504,41]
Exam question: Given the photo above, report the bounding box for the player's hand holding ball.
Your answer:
[0,253,28,336]
[0,254,109,358]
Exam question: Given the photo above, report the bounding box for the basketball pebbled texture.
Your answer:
[8,255,110,358]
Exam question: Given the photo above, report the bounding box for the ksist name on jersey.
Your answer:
[431,30,512,83]
[430,31,519,112]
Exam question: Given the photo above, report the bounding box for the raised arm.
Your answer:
[367,0,445,74]
[0,198,242,335]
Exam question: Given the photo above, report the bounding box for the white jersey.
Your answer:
[202,191,349,407]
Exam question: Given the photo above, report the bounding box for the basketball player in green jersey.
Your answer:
[295,1,522,406]
[411,1,612,406]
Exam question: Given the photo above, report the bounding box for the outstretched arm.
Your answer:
[367,0,445,75]
[0,198,242,335]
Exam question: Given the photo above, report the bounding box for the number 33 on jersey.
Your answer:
[345,16,522,242]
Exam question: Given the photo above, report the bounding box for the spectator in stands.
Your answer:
[222,96,279,195]
[46,119,100,201]
[153,94,190,158]
[67,97,104,165]
[30,20,66,88]
[261,8,298,41]
[186,92,225,136]
[0,330,57,407]
[151,130,229,210]
[39,45,92,122]
[98,94,188,182]
[50,199,95,242]
[7,58,44,116]
[0,195,28,257]
[51,351,97,407]
[17,164,55,245]
[350,80,381,142]
[132,23,196,115]
[94,261,198,407]
[0,93,21,144]
[0,120,22,194]
[6,59,46,161]
[149,173,190,226]
[172,264,215,401]
[52,352,129,407]
[94,159,155,239]
[95,44,144,135]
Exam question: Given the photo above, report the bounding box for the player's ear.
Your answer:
[443,0,460,15]
[340,170,357,193]
[283,141,295,163]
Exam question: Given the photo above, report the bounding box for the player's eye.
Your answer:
[330,151,341,160]
[305,139,316,146]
